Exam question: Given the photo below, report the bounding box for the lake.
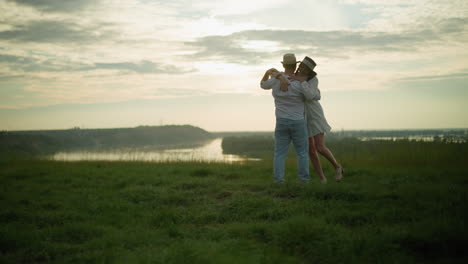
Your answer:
[358,135,466,143]
[50,138,260,163]
[359,136,435,142]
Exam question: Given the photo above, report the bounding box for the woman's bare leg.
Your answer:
[314,133,343,181]
[308,137,327,183]
[313,133,340,169]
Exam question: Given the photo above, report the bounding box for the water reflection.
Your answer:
[359,136,434,142]
[51,138,260,163]
[358,135,466,143]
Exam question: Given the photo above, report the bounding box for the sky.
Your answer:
[0,0,467,132]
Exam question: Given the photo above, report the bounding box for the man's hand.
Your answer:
[267,68,279,75]
[262,68,280,84]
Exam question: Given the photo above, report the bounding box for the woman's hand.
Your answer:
[289,75,307,82]
[280,78,289,92]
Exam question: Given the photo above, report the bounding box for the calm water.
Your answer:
[359,136,434,142]
[359,135,466,143]
[50,138,259,163]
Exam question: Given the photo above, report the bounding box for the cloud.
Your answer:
[0,53,88,72]
[0,53,193,75]
[185,35,264,64]
[6,0,96,13]
[185,29,415,63]
[92,61,195,74]
[398,72,468,81]
[185,17,468,63]
[0,74,26,81]
[0,54,36,65]
[0,20,116,43]
[436,17,468,34]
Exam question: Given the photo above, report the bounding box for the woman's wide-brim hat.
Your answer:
[281,53,300,65]
[301,56,317,71]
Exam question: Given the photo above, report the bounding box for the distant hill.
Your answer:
[0,125,214,157]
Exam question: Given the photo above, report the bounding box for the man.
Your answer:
[260,53,313,184]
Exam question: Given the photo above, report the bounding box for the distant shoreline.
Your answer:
[2,126,468,133]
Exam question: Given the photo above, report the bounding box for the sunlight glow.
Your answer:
[183,17,268,38]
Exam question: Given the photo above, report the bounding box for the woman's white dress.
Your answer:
[299,77,331,136]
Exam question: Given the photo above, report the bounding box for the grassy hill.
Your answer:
[1,139,467,263]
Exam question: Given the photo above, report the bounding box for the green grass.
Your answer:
[1,157,467,263]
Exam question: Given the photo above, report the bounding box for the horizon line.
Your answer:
[3,125,468,133]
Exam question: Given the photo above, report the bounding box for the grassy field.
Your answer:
[1,146,468,263]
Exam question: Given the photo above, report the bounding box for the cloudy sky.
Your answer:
[1,0,467,131]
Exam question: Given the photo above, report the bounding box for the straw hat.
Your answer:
[301,56,317,71]
[281,53,300,65]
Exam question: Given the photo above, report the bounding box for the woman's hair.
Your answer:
[296,63,317,81]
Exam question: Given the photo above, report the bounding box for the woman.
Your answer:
[289,57,343,183]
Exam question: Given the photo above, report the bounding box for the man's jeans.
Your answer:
[274,118,310,183]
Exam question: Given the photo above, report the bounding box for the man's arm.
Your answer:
[260,68,280,90]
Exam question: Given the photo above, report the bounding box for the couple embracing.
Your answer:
[260,53,343,184]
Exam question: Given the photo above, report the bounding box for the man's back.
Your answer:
[261,73,305,120]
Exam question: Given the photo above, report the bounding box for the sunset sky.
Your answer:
[1,0,467,131]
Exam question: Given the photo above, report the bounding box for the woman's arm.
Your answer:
[300,77,321,101]
[289,75,308,82]
[275,74,290,92]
